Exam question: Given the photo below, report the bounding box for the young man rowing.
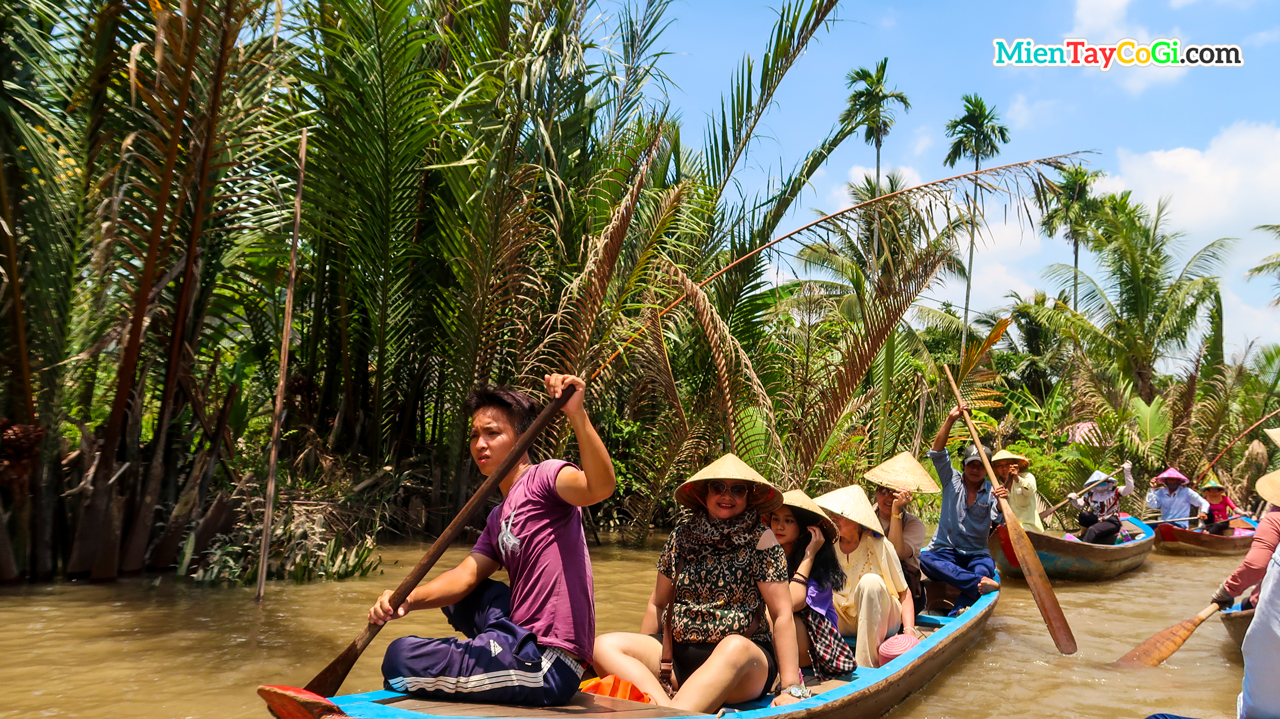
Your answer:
[369,374,615,706]
[918,404,1008,614]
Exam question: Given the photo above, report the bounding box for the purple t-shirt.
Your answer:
[472,460,595,662]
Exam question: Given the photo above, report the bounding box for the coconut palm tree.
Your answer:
[1246,224,1280,304]
[840,58,910,259]
[1040,165,1103,311]
[943,94,1010,357]
[1042,198,1233,403]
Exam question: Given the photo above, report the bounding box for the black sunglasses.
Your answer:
[707,480,751,500]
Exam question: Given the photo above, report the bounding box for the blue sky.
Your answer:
[638,0,1280,361]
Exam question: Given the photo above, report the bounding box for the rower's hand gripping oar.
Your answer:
[1114,603,1220,666]
[1039,468,1121,522]
[942,367,1077,655]
[302,385,577,698]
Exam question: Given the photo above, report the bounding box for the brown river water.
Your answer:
[0,540,1248,719]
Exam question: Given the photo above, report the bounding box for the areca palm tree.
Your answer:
[943,94,1010,356]
[840,58,909,259]
[1041,165,1103,311]
[1246,224,1280,304]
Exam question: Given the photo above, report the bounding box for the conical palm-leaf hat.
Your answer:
[674,453,783,513]
[814,484,882,534]
[864,452,942,494]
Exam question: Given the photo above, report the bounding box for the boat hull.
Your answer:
[324,586,999,719]
[1154,518,1258,556]
[990,517,1155,582]
[1221,605,1255,650]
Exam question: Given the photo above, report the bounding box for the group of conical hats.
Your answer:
[675,450,942,528]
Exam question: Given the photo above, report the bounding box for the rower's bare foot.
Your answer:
[978,577,1000,595]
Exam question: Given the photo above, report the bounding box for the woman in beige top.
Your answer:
[814,485,915,668]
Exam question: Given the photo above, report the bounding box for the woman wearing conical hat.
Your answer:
[814,485,915,669]
[864,452,937,616]
[1067,461,1135,545]
[990,449,1045,532]
[592,455,809,712]
[768,490,854,679]
[1210,465,1280,716]
[1199,474,1241,536]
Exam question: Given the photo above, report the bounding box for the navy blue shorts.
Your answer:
[383,579,584,706]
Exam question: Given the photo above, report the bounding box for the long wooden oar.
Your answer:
[303,385,576,697]
[942,367,1077,655]
[1151,514,1245,526]
[1039,468,1121,522]
[1115,603,1220,666]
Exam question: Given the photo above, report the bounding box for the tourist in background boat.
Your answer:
[865,452,939,616]
[1211,469,1280,613]
[815,485,916,668]
[592,455,807,712]
[1145,467,1210,529]
[368,375,615,707]
[1199,476,1241,535]
[991,449,1044,532]
[918,404,1006,614]
[1067,461,1135,545]
[769,491,855,679]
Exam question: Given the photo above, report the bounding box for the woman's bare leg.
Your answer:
[591,633,669,705]
[670,635,771,713]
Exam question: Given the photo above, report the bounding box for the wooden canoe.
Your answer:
[1154,517,1258,556]
[1221,603,1255,651]
[990,515,1155,582]
[295,582,999,719]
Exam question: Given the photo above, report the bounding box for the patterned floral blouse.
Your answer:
[657,509,789,644]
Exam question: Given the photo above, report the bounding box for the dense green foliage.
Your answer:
[0,0,1275,585]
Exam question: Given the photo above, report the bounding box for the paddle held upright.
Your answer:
[302,385,577,697]
[942,367,1077,655]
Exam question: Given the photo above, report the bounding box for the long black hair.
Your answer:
[785,508,846,593]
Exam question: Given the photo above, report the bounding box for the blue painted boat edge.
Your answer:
[1122,516,1155,543]
[1221,600,1248,616]
[332,582,999,719]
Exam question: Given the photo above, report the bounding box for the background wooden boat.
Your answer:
[1154,517,1258,556]
[321,582,999,719]
[1221,604,1255,651]
[989,516,1155,582]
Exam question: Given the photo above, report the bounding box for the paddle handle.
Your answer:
[942,367,1077,655]
[303,385,577,696]
[1039,469,1121,520]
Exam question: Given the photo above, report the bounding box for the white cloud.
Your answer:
[933,261,1037,316]
[1245,27,1280,46]
[1101,121,1280,345]
[1066,0,1188,93]
[912,128,934,157]
[823,164,924,211]
[1007,94,1059,131]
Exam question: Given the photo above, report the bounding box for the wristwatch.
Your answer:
[784,684,812,699]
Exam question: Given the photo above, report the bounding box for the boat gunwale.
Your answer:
[1155,516,1258,555]
[992,516,1156,581]
[329,587,1001,719]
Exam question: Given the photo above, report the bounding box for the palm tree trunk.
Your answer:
[960,160,979,357]
[0,145,36,425]
[1072,232,1079,312]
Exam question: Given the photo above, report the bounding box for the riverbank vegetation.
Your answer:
[1,0,1276,585]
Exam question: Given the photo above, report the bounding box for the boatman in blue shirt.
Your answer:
[1144,467,1209,529]
[919,404,1008,614]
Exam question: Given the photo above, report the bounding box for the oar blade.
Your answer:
[1001,507,1078,655]
[1114,604,1219,667]
[304,636,366,697]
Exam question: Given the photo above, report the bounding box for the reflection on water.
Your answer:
[0,540,1245,719]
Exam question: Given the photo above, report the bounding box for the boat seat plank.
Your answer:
[375,692,705,718]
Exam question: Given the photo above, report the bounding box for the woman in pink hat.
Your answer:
[1144,467,1210,529]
